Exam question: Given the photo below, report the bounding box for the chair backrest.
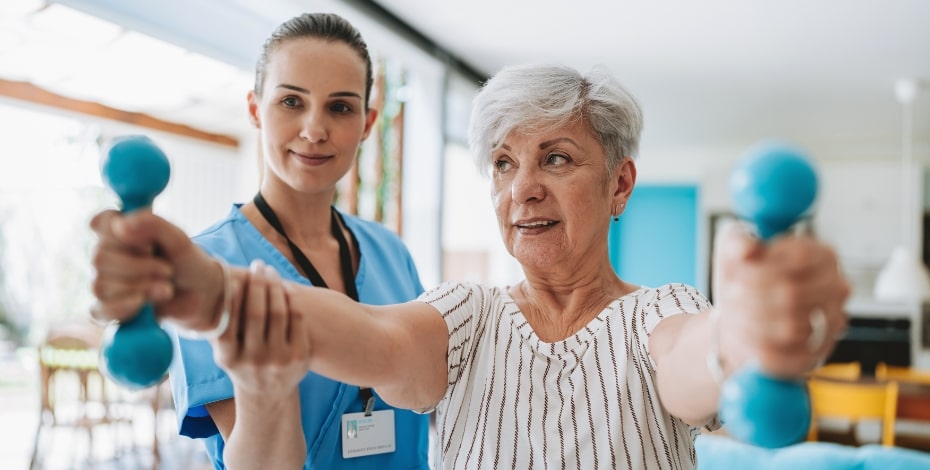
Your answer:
[875,362,930,385]
[809,361,861,380]
[807,378,898,446]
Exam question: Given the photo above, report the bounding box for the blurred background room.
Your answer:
[1,0,929,468]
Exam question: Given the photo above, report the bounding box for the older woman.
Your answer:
[90,64,849,469]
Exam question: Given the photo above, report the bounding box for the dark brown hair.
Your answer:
[253,13,373,109]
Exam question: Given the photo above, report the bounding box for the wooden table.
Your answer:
[896,381,930,421]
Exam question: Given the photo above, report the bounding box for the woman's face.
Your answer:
[248,37,376,196]
[490,118,635,271]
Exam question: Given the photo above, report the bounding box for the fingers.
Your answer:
[714,222,850,377]
[265,264,289,347]
[92,242,173,300]
[216,260,301,364]
[241,260,271,356]
[90,209,181,323]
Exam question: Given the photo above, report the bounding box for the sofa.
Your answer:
[695,434,930,470]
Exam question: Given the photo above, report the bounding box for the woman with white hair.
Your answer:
[90,63,849,469]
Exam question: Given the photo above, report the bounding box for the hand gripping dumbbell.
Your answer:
[98,135,174,389]
[718,141,819,448]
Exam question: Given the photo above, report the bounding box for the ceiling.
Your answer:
[3,0,929,161]
[365,0,930,157]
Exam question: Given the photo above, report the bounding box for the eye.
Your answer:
[330,102,353,114]
[545,152,570,165]
[281,96,301,108]
[493,158,513,172]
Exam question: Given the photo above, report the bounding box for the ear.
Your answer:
[612,157,637,209]
[360,108,379,140]
[247,90,261,128]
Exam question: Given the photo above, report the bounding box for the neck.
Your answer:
[251,184,336,242]
[517,265,633,341]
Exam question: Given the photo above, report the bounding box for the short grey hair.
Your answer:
[468,64,643,177]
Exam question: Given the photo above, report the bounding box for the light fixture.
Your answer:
[873,78,930,302]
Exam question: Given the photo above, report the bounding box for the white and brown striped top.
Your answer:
[418,281,715,470]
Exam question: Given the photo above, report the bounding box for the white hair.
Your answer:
[468,64,643,177]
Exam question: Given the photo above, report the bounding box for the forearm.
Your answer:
[283,282,447,409]
[285,283,401,387]
[223,388,306,470]
[652,311,732,426]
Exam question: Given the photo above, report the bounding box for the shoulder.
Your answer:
[338,212,412,253]
[339,212,402,241]
[418,281,507,311]
[190,205,253,262]
[629,283,710,315]
[659,283,710,308]
[191,205,242,241]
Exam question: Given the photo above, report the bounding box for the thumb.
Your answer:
[713,219,764,291]
[714,219,764,264]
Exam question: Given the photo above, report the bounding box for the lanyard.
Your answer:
[252,192,359,301]
[252,193,374,413]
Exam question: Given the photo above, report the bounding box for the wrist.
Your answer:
[706,309,725,385]
[233,385,301,414]
[179,258,231,339]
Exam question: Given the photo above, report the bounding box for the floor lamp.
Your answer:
[873,78,930,301]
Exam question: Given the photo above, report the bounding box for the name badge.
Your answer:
[341,409,396,459]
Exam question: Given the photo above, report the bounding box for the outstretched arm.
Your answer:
[648,222,849,426]
[90,209,449,408]
[92,210,308,469]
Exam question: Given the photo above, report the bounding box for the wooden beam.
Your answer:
[0,77,239,148]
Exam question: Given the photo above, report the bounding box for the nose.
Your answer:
[510,166,545,204]
[299,108,328,143]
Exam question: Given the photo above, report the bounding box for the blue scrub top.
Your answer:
[168,205,430,469]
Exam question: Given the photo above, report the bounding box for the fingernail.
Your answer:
[159,263,174,278]
[151,283,173,302]
[264,264,279,280]
[249,259,265,274]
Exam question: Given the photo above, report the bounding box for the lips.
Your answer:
[289,149,333,163]
[515,219,558,229]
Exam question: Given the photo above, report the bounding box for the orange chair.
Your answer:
[809,361,861,381]
[875,362,930,385]
[807,378,898,446]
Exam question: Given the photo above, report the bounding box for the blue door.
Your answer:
[608,184,698,287]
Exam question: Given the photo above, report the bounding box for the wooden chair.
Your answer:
[875,362,930,385]
[809,361,861,381]
[875,362,930,452]
[31,332,112,469]
[807,378,898,446]
[30,323,167,469]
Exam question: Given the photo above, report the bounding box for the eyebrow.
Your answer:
[497,137,578,151]
[276,84,362,100]
[539,137,578,149]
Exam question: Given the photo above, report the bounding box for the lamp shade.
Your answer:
[873,245,930,301]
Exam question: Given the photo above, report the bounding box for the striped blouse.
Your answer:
[418,281,714,470]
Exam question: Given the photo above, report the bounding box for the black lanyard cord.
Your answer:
[252,192,372,414]
[252,192,359,302]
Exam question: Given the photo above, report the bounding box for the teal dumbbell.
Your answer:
[98,135,173,389]
[719,141,818,448]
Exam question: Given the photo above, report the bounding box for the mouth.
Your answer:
[289,149,333,163]
[514,219,559,231]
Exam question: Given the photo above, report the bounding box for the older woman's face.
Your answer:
[490,118,632,271]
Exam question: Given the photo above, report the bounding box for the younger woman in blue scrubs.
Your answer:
[167,12,429,469]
